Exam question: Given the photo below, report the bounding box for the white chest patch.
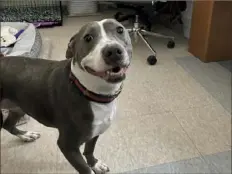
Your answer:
[90,100,117,138]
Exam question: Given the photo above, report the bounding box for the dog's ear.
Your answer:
[65,35,76,59]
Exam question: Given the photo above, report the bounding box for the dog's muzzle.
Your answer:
[85,65,128,84]
[102,44,124,66]
[85,44,129,83]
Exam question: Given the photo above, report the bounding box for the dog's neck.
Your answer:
[71,62,122,96]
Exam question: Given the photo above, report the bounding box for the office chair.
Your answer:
[114,1,178,65]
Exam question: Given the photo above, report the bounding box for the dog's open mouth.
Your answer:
[85,66,128,82]
[106,66,127,76]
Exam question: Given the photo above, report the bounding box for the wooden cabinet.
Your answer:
[188,1,232,62]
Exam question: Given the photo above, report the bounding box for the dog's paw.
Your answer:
[92,160,110,174]
[17,131,41,142]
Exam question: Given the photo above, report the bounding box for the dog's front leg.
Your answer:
[57,136,94,174]
[84,136,110,174]
[2,108,40,142]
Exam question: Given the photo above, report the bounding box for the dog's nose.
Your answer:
[102,44,123,64]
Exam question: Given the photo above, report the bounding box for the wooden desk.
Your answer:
[188,1,232,62]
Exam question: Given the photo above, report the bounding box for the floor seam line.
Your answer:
[171,111,222,173]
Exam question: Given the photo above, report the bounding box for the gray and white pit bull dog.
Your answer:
[0,19,132,174]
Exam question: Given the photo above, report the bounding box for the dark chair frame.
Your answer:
[113,1,180,65]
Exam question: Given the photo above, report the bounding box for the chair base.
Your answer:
[127,15,175,65]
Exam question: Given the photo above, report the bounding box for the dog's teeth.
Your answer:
[103,71,111,80]
[110,72,114,76]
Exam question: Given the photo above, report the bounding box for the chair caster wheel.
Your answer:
[167,40,175,49]
[147,55,157,65]
[114,12,123,21]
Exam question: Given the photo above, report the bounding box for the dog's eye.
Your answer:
[84,34,93,43]
[116,27,124,34]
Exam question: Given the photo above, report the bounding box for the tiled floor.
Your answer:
[176,56,231,114]
[125,150,231,174]
[1,13,231,174]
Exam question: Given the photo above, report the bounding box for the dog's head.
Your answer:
[66,19,132,84]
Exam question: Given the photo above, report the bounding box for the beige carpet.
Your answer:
[1,14,231,174]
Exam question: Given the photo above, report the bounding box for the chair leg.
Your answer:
[141,29,174,40]
[124,13,176,65]
[137,31,157,56]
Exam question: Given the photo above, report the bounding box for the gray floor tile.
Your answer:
[173,104,231,155]
[175,56,231,114]
[124,151,231,174]
[203,150,231,174]
[219,60,232,72]
[125,157,213,174]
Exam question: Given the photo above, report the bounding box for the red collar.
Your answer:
[69,72,122,103]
